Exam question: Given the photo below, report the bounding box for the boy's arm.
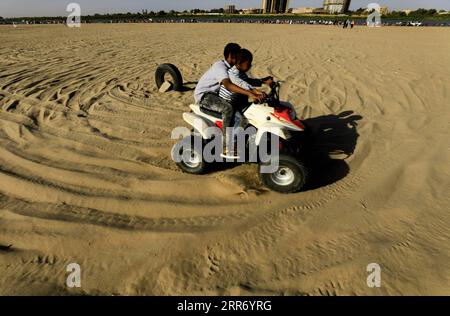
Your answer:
[221,79,264,103]
[228,69,255,91]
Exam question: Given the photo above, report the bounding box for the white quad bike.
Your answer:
[172,82,310,193]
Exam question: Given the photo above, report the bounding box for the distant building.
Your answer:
[262,0,290,14]
[323,0,351,14]
[241,8,263,14]
[224,5,236,14]
[313,8,329,14]
[379,7,389,15]
[292,7,315,14]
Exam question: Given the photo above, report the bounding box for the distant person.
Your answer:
[351,20,355,28]
[343,19,351,28]
[194,43,266,159]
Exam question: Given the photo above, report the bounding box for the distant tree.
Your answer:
[354,7,366,15]
[191,9,206,14]
[157,10,166,16]
[412,8,428,16]
[404,8,439,17]
[210,8,224,13]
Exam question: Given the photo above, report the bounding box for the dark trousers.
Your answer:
[200,92,234,148]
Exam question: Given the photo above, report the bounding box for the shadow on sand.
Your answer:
[302,110,362,191]
[180,81,198,92]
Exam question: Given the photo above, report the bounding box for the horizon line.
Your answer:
[2,7,449,19]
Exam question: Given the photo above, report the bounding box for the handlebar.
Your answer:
[264,80,281,106]
[250,80,282,105]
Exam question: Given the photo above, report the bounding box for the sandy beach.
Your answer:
[0,23,449,295]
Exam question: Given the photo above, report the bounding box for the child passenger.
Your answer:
[218,49,273,158]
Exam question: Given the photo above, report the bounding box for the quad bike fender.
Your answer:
[255,124,290,146]
[182,112,218,139]
[279,101,297,119]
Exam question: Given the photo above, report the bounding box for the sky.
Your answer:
[1,0,449,18]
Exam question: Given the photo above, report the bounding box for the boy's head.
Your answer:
[236,49,253,73]
[224,43,241,66]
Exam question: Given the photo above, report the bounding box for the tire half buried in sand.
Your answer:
[155,63,183,92]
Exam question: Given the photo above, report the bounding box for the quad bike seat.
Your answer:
[199,106,222,119]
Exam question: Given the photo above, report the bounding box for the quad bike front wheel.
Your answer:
[259,153,308,193]
[172,135,206,174]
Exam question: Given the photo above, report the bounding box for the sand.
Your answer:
[0,24,449,296]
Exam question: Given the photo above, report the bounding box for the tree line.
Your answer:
[1,8,449,23]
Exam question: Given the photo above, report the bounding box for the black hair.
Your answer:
[236,49,253,64]
[224,43,241,59]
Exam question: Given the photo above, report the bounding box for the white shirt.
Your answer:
[194,60,231,104]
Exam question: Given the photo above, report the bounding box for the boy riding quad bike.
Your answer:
[171,82,310,194]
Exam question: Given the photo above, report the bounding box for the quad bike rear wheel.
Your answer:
[259,153,308,193]
[172,135,206,174]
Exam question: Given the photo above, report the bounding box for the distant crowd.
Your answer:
[2,18,449,27]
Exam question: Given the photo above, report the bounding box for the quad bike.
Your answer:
[172,82,310,193]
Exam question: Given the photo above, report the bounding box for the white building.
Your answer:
[292,7,315,14]
[224,5,236,14]
[323,0,351,14]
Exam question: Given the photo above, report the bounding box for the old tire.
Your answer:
[259,153,308,194]
[155,63,183,92]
